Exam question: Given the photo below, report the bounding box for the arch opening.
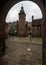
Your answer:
[5,1,43,23]
[4,1,43,65]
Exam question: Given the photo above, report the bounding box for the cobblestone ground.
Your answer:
[1,37,42,65]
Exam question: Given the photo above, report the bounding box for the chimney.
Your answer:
[32,15,34,21]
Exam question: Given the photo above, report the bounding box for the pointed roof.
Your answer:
[19,5,26,15]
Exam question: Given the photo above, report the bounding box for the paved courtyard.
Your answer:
[7,36,42,44]
[1,37,42,65]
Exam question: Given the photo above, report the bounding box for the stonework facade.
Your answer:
[17,6,28,36]
[8,6,42,37]
[32,16,42,37]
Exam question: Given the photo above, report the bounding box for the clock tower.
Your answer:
[18,6,28,36]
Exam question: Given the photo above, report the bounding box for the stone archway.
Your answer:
[0,0,45,64]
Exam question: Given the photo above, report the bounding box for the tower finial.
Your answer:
[19,4,25,15]
[21,4,24,10]
[22,4,23,7]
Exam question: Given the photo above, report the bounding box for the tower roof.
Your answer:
[19,5,26,15]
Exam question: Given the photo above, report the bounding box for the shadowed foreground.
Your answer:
[0,37,42,65]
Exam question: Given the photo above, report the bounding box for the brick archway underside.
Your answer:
[0,0,45,64]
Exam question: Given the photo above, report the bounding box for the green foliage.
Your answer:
[9,26,15,36]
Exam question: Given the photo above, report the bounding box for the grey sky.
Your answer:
[6,1,43,22]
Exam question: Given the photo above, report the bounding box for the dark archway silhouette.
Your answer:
[0,0,45,64]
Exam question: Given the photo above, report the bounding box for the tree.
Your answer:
[9,26,15,36]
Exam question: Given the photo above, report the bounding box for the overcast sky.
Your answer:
[6,1,43,22]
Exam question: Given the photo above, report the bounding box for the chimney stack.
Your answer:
[32,15,34,21]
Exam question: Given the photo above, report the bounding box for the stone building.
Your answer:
[8,21,32,36]
[16,6,28,36]
[7,6,42,37]
[8,12,42,37]
[32,16,42,37]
